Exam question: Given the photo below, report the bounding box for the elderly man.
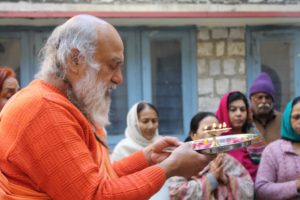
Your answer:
[249,72,282,143]
[0,67,19,111]
[0,15,212,199]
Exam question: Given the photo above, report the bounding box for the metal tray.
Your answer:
[164,133,259,154]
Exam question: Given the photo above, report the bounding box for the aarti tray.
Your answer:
[164,133,259,154]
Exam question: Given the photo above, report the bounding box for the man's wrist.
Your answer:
[143,146,154,165]
[157,158,176,178]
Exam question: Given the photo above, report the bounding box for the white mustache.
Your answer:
[258,103,271,109]
[110,84,117,90]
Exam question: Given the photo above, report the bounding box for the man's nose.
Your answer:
[261,96,268,103]
[112,68,123,85]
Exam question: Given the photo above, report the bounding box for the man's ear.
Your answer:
[68,48,85,75]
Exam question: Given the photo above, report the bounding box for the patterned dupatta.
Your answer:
[168,154,254,200]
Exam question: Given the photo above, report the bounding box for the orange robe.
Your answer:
[0,80,165,200]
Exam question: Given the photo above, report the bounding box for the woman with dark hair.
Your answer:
[184,112,216,142]
[255,96,300,200]
[216,91,251,134]
[168,112,254,200]
[0,67,19,111]
[215,91,266,181]
[111,101,161,162]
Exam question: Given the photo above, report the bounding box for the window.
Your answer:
[260,40,293,111]
[107,29,197,148]
[0,34,21,83]
[247,28,300,112]
[0,30,51,88]
[151,40,183,135]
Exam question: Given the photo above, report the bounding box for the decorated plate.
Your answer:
[164,133,259,154]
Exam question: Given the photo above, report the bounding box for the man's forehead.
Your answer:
[252,92,271,97]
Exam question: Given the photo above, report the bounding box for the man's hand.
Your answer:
[143,136,181,165]
[157,142,215,179]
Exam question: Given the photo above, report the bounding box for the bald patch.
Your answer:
[62,14,123,52]
[66,14,108,27]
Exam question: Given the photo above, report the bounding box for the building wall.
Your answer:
[197,27,246,112]
[4,0,298,4]
[1,0,299,112]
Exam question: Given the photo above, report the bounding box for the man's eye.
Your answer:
[109,64,116,70]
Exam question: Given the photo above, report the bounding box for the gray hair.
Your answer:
[36,16,99,81]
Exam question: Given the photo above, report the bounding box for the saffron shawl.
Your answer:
[0,128,116,200]
[111,102,161,162]
[0,170,51,200]
[96,128,118,179]
[168,154,254,200]
[215,92,258,181]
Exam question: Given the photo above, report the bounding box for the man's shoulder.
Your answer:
[273,110,282,123]
[274,110,282,117]
[19,80,72,109]
[2,80,76,121]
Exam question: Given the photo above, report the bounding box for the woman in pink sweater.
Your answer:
[255,96,300,200]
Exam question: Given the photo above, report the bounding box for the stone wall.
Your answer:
[197,27,246,112]
[2,0,299,4]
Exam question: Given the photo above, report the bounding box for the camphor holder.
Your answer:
[202,122,231,147]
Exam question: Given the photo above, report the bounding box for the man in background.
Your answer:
[249,72,282,143]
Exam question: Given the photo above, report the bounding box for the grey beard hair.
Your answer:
[255,111,273,118]
[67,88,90,121]
[255,103,274,118]
[71,66,112,128]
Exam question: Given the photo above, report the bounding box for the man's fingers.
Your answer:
[162,136,182,146]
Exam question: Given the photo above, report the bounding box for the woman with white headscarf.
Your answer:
[111,101,161,162]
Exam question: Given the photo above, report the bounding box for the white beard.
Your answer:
[71,66,113,128]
